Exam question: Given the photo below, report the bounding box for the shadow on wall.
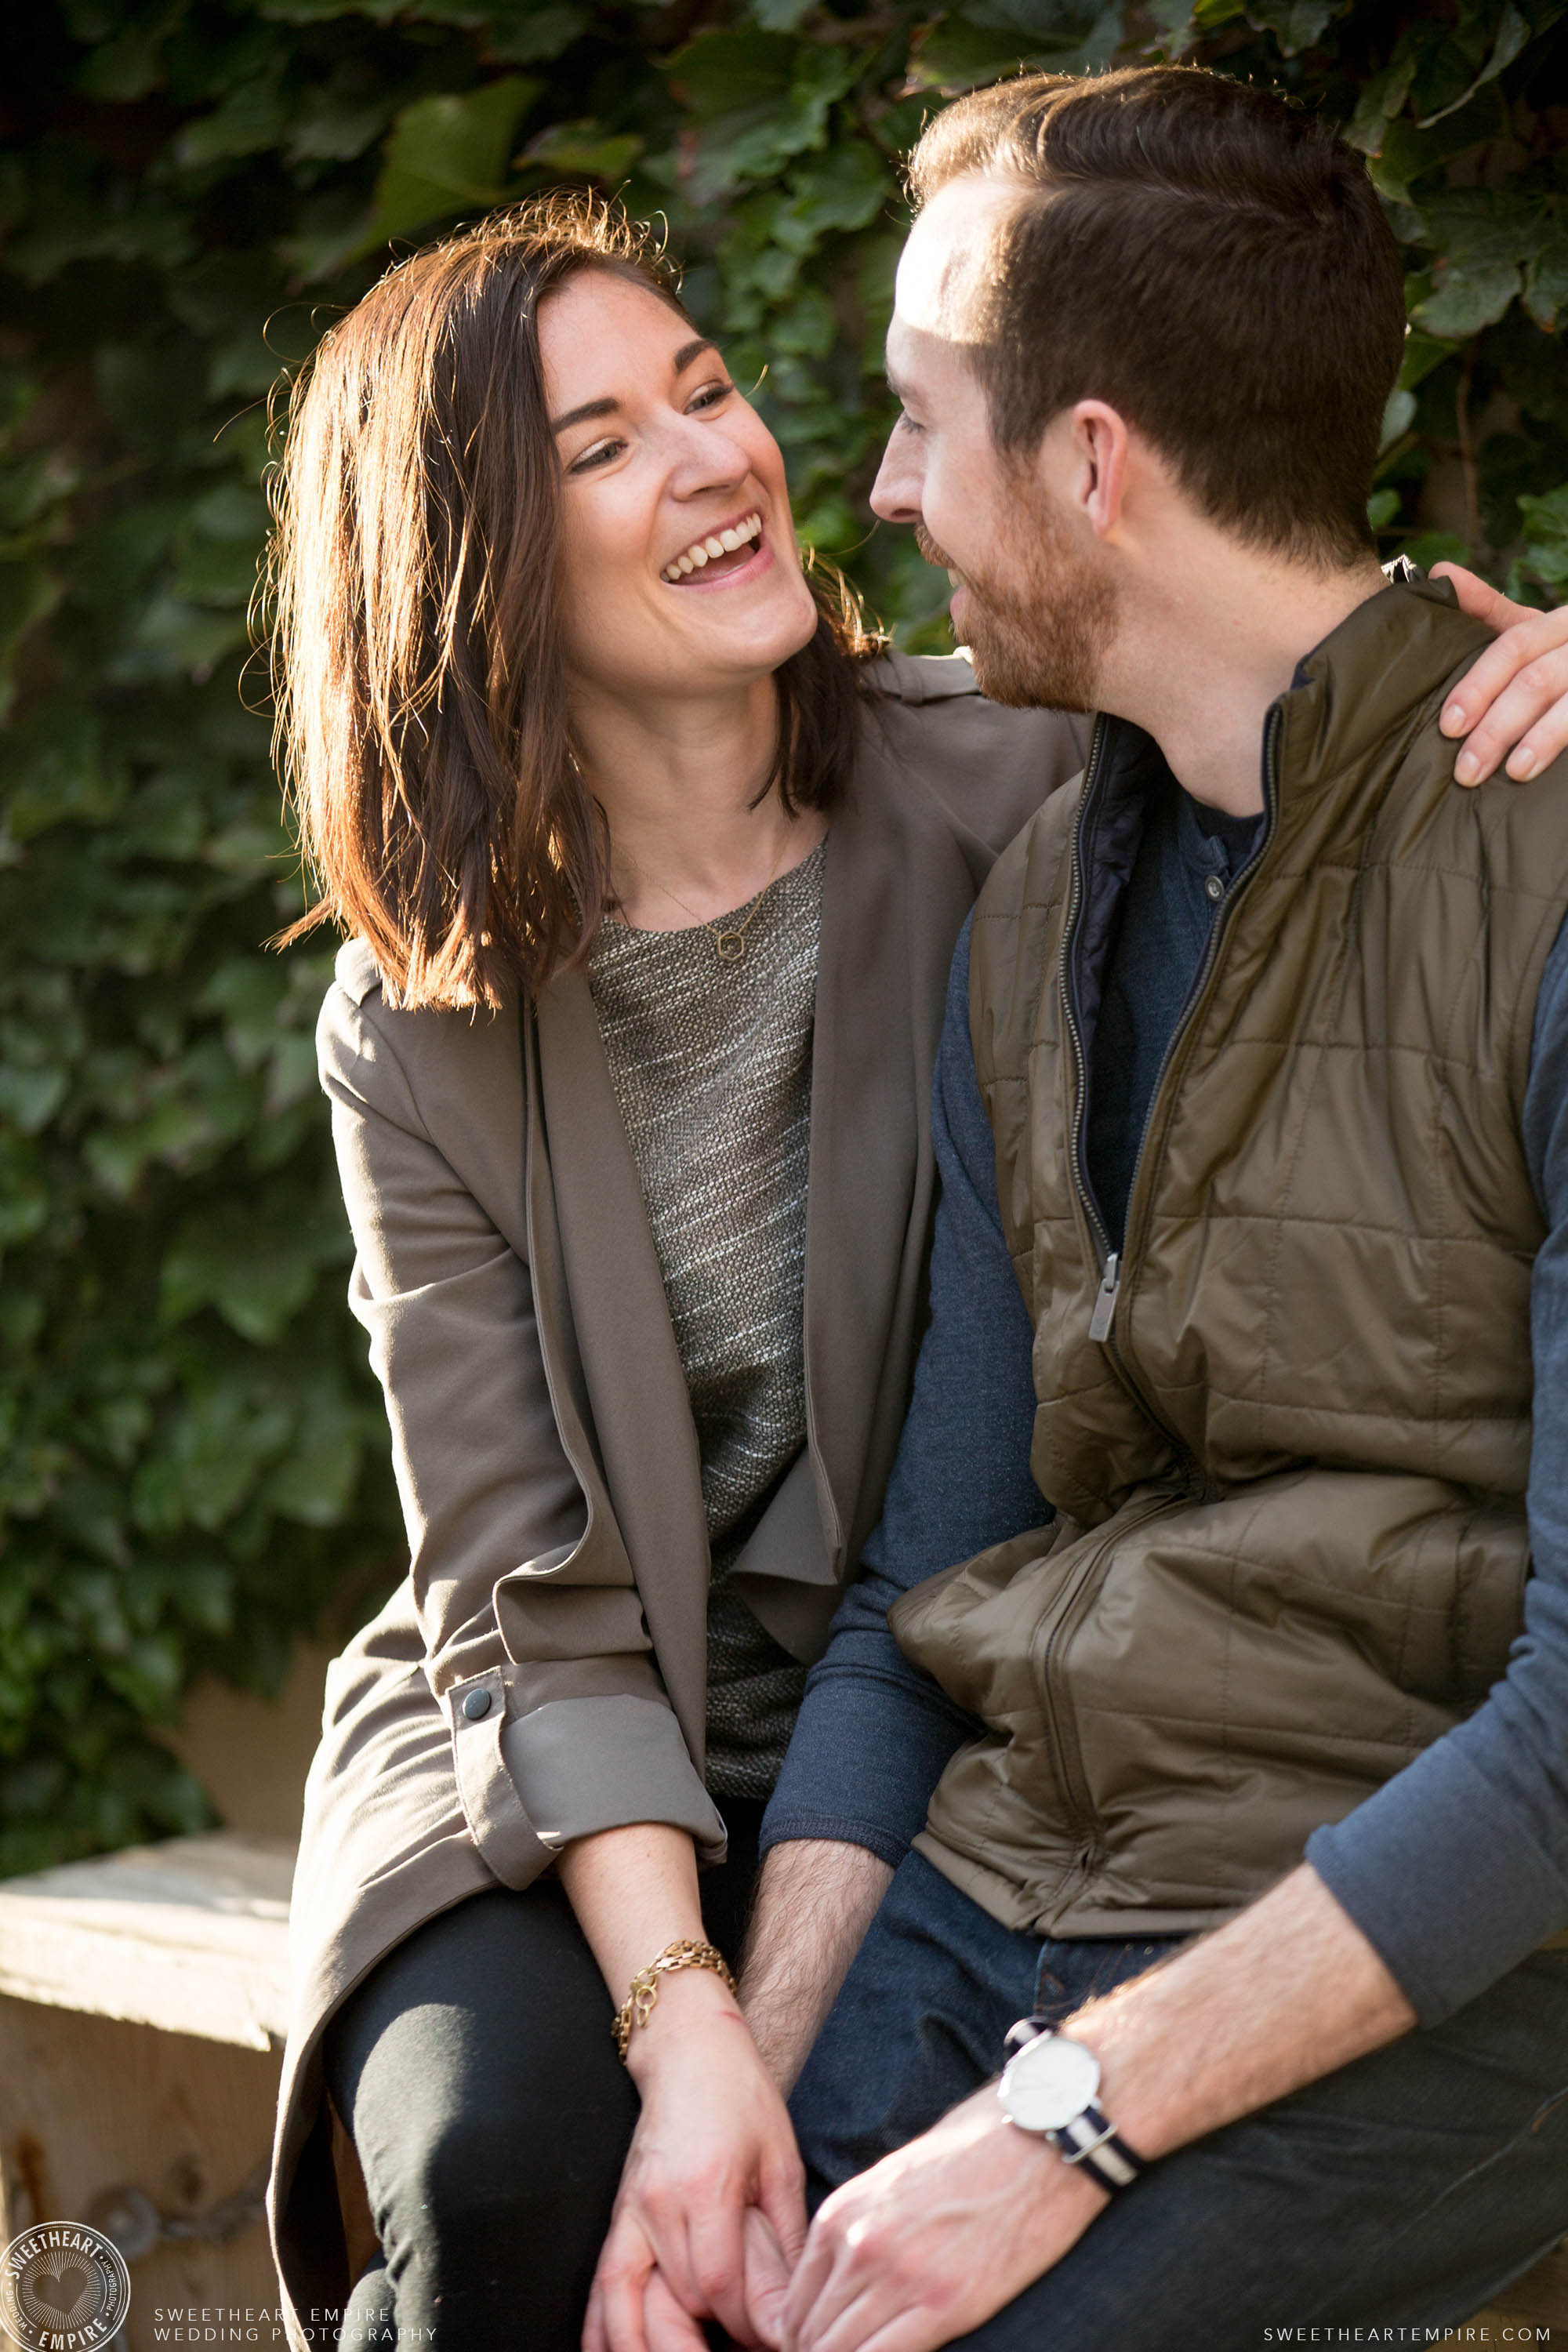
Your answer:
[160,1645,335,1841]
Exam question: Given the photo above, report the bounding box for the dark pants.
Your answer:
[323,1802,764,2351]
[789,1850,1568,2350]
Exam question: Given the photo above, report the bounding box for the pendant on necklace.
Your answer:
[714,931,746,963]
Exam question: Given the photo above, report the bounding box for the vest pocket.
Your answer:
[898,1466,1530,1918]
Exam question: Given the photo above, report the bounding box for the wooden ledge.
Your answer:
[0,1833,294,2052]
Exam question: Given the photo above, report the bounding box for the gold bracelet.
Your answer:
[612,1937,737,2062]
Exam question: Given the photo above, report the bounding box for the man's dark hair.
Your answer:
[909,66,1406,568]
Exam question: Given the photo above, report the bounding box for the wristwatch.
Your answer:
[996,2018,1145,2194]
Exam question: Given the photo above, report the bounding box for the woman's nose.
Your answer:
[666,413,751,498]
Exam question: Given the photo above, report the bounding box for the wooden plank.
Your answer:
[0,1996,285,2352]
[1497,2236,1568,2325]
[0,1836,293,2050]
[1450,2240,1568,2339]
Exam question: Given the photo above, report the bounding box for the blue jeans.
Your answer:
[790,1852,1568,2350]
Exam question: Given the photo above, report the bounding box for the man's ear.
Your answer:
[1056,401,1130,543]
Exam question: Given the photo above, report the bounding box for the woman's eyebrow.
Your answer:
[550,339,723,434]
[551,395,618,434]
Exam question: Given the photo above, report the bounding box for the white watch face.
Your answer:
[999,2034,1102,2133]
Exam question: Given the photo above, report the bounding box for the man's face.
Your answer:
[871,173,1116,713]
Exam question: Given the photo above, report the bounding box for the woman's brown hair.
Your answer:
[266,194,880,1011]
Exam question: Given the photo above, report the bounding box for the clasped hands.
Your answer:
[583,1966,1101,2352]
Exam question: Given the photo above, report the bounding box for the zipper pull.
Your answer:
[1089,1251,1120,1342]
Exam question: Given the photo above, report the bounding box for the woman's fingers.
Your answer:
[681,2192,754,2347]
[584,2274,609,2352]
[1429,562,1568,784]
[594,2213,657,2352]
[759,2151,810,2268]
[1432,560,1517,635]
[644,2270,713,2352]
[742,2209,797,2351]
[1454,659,1568,783]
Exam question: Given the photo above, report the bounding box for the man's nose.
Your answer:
[870,434,922,526]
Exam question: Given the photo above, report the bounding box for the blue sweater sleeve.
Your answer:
[760,914,1050,1865]
[1307,909,1568,2026]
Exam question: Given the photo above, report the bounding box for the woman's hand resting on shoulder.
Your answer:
[1434,564,1568,785]
[583,1965,805,2352]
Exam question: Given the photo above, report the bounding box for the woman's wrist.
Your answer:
[623,1963,750,2083]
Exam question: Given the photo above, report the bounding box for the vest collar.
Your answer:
[1276,575,1492,815]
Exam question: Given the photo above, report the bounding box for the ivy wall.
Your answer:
[2,0,1566,1873]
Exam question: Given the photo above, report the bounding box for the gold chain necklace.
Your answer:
[616,843,793,964]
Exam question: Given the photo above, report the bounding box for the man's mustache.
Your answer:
[915,521,959,574]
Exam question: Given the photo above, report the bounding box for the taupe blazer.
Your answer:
[268,653,1085,2340]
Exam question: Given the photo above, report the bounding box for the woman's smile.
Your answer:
[659,510,771,589]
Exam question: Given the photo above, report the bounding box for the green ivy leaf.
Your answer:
[481,2,589,62]
[1524,237,1568,332]
[1243,0,1338,56]
[0,1065,70,1135]
[1415,2,1558,128]
[905,16,1045,89]
[1518,484,1568,588]
[339,75,541,265]
[174,67,291,167]
[0,710,122,841]
[521,119,644,179]
[669,28,793,111]
[1346,57,1417,154]
[266,1388,365,1525]
[678,42,861,198]
[1412,261,1522,340]
[1364,89,1507,204]
[786,145,891,237]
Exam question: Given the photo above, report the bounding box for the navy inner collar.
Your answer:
[1177,786,1261,873]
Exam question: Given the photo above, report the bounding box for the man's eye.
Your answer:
[898,409,925,437]
[568,437,625,474]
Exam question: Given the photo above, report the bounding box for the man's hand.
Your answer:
[781,2080,1105,2352]
[742,1839,894,2094]
[780,1865,1414,2352]
[1433,564,1568,785]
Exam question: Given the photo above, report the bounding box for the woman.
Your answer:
[264,192,1568,2352]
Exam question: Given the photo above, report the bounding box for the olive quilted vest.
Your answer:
[891,580,1568,1939]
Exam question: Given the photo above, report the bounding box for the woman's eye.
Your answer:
[690,381,736,412]
[567,437,626,474]
[897,409,924,437]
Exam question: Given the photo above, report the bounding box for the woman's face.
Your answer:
[540,270,820,709]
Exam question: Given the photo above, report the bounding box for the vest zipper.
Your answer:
[1088,1251,1120,1343]
[1038,1487,1174,1899]
[1061,708,1284,1477]
[1060,718,1117,1281]
[1040,712,1285,1906]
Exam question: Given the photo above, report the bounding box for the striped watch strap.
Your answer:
[1048,2101,1144,2194]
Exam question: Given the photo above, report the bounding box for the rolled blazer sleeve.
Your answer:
[318,970,724,1886]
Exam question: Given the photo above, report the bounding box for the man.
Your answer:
[740,64,1568,2350]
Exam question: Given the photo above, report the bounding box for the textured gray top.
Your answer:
[588,839,824,1797]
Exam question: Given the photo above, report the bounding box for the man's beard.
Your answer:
[916,485,1116,713]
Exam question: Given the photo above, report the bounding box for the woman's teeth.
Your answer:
[661,511,763,583]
